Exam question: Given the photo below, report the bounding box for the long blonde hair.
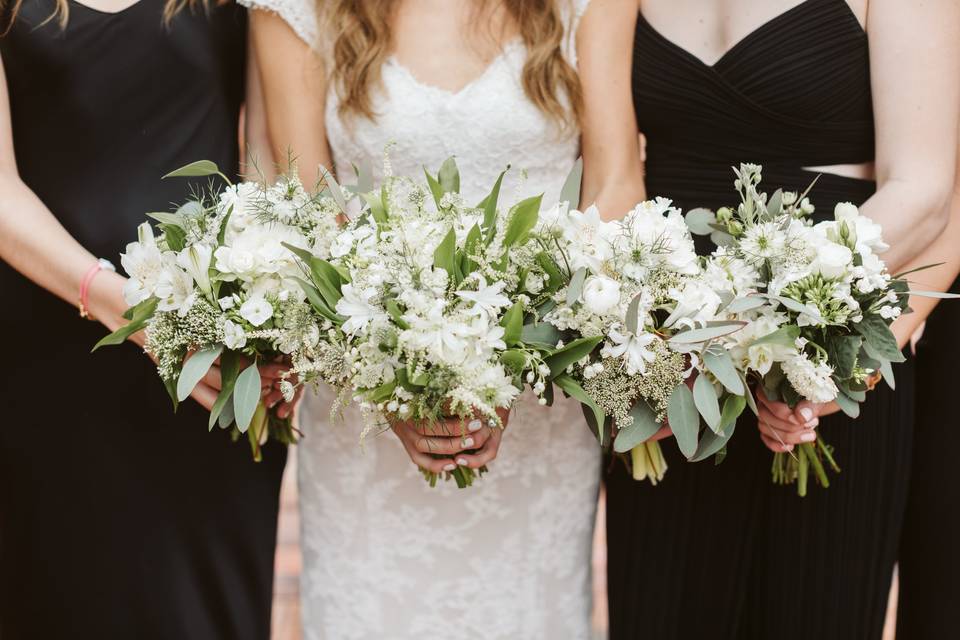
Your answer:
[1,0,205,33]
[324,0,582,128]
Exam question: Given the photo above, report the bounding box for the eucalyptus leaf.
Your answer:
[218,398,235,429]
[554,373,606,439]
[720,394,747,432]
[693,374,722,432]
[668,321,746,344]
[502,195,542,248]
[176,345,223,402]
[147,211,185,227]
[234,363,262,433]
[613,402,661,453]
[208,350,240,430]
[703,349,745,395]
[690,421,737,463]
[322,168,349,214]
[834,392,861,419]
[545,336,603,378]
[163,160,221,179]
[907,290,960,299]
[880,359,895,390]
[566,267,587,306]
[766,189,783,216]
[625,293,645,335]
[559,157,583,210]
[668,383,700,458]
[175,200,204,220]
[684,208,716,236]
[520,321,562,349]
[93,298,158,350]
[751,325,800,349]
[723,295,767,314]
[768,295,824,323]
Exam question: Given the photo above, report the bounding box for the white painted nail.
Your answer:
[456,458,468,466]
[801,432,817,443]
[468,419,483,432]
[799,408,814,422]
[463,437,475,448]
[443,464,456,472]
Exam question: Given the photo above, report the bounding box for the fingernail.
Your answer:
[801,432,817,443]
[805,418,819,429]
[443,464,456,472]
[462,437,475,448]
[468,420,483,432]
[456,458,468,466]
[799,408,814,422]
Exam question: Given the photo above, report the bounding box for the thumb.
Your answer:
[793,400,818,425]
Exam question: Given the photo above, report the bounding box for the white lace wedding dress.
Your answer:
[240,2,599,638]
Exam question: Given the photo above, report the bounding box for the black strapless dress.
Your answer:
[606,1,913,637]
[897,276,960,638]
[0,2,286,638]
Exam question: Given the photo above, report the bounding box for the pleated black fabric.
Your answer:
[607,1,913,637]
[897,276,960,639]
[0,2,286,639]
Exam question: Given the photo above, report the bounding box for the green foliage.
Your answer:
[613,402,660,453]
[234,363,262,433]
[545,336,603,379]
[667,383,700,458]
[176,345,223,402]
[93,298,159,351]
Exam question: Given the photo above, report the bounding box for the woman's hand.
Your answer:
[755,389,839,453]
[391,409,509,474]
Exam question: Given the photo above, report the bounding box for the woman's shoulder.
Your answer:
[237,0,320,50]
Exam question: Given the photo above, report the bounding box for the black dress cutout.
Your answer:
[607,1,912,637]
[0,2,286,638]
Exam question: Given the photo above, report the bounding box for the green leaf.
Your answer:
[217,205,233,246]
[720,394,746,432]
[424,168,444,209]
[501,302,524,347]
[438,157,460,194]
[147,211,185,227]
[693,374,721,432]
[160,224,187,252]
[613,402,661,453]
[322,168,349,214]
[354,161,374,193]
[667,383,700,458]
[566,267,587,306]
[703,348,745,395]
[535,252,563,292]
[234,363,262,433]
[684,208,716,236]
[751,325,801,349]
[769,295,824,324]
[880,359,896,390]
[369,380,398,404]
[162,375,179,412]
[521,321,562,349]
[766,189,783,216]
[834,392,861,419]
[559,157,583,209]
[690,421,737,463]
[826,335,862,380]
[545,336,603,378]
[502,195,542,249]
[907,290,960,299]
[742,372,759,416]
[176,200,205,219]
[293,277,342,323]
[625,292,645,335]
[208,350,240,430]
[93,298,158,351]
[461,224,482,276]
[668,321,746,344]
[554,373,606,439]
[163,160,221,179]
[854,314,905,363]
[362,192,387,223]
[724,295,767,314]
[480,169,508,235]
[176,345,223,402]
[433,227,457,278]
[500,349,527,374]
[385,298,410,330]
[218,398,235,429]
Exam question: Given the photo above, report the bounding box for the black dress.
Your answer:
[0,2,286,638]
[897,276,960,638]
[606,1,913,637]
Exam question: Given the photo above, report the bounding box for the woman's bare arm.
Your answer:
[578,0,646,219]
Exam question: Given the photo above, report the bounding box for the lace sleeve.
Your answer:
[238,0,320,50]
[562,0,591,68]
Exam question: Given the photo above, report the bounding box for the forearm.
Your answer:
[0,172,99,306]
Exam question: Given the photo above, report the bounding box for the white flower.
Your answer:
[177,243,213,295]
[401,299,469,365]
[741,221,786,260]
[782,353,839,403]
[120,223,166,305]
[879,305,901,320]
[336,284,383,334]
[601,326,657,376]
[239,296,274,327]
[154,259,196,317]
[456,277,511,317]
[218,295,237,310]
[581,275,622,315]
[665,279,722,328]
[810,241,853,280]
[223,319,247,349]
[834,202,889,254]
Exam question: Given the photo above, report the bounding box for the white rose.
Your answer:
[239,296,274,327]
[223,320,247,350]
[811,242,852,280]
[215,246,256,280]
[581,275,621,315]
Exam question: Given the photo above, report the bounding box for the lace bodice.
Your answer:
[239,1,599,638]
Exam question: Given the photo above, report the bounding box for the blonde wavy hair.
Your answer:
[2,0,206,33]
[323,0,582,128]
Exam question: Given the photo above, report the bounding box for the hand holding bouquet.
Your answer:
[96,161,343,459]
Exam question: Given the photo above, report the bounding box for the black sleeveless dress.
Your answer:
[0,2,286,638]
[606,1,913,637]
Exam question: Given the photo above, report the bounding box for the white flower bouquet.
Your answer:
[95,161,343,459]
[528,187,748,485]
[691,164,949,494]
[289,158,576,487]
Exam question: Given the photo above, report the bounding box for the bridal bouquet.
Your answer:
[527,189,748,485]
[95,161,344,459]
[290,158,578,487]
[689,164,915,495]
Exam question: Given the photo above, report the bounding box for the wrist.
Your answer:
[85,270,129,333]
[78,258,116,321]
